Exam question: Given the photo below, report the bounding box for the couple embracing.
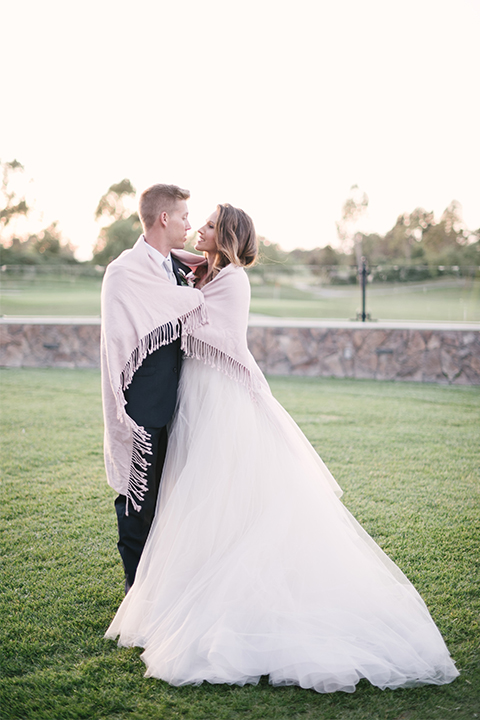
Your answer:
[101,183,458,693]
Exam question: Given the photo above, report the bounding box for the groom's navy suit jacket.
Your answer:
[123,256,191,430]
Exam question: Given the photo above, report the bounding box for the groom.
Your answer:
[102,183,201,594]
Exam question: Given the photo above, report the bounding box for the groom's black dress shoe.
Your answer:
[125,580,132,595]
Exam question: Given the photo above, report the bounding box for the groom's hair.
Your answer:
[139,184,190,231]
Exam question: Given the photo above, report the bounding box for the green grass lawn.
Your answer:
[0,275,103,317]
[1,273,480,321]
[249,279,480,321]
[0,369,479,719]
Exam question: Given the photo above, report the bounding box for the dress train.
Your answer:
[106,359,459,693]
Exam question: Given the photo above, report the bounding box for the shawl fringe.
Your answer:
[119,303,208,399]
[182,333,259,397]
[125,421,152,515]
[117,302,208,515]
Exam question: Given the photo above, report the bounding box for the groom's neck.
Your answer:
[144,228,172,258]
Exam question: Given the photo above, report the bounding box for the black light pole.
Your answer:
[358,256,370,322]
[361,257,367,321]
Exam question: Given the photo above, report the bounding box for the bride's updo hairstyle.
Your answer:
[214,203,258,272]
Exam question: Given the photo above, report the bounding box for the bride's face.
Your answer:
[196,210,218,254]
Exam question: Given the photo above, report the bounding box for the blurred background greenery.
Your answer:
[1,162,479,321]
[1,268,479,322]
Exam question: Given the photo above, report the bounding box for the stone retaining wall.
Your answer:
[1,320,479,385]
[0,321,101,369]
[248,325,480,385]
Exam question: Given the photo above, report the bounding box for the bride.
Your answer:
[105,204,459,694]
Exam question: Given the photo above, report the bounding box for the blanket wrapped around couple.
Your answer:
[181,263,269,397]
[101,238,265,513]
[101,237,206,513]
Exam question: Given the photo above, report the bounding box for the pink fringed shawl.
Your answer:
[181,263,270,397]
[101,236,207,512]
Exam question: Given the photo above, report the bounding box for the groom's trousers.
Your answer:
[114,425,168,591]
[115,337,183,591]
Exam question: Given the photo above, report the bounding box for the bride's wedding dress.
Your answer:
[106,358,458,693]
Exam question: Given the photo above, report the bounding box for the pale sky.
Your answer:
[2,0,479,260]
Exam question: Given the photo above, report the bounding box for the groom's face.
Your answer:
[166,200,191,250]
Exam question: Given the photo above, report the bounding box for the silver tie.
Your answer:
[163,258,176,285]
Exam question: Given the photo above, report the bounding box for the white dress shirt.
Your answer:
[144,238,176,284]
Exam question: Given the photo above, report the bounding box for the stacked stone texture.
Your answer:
[0,323,101,369]
[1,322,479,385]
[247,327,480,385]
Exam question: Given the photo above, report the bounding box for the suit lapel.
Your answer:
[171,257,190,285]
[171,257,181,285]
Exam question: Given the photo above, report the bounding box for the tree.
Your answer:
[440,200,465,238]
[92,216,142,265]
[0,159,29,230]
[92,179,141,264]
[0,160,78,265]
[94,178,136,223]
[381,214,417,261]
[422,201,466,259]
[355,232,385,263]
[289,245,346,267]
[31,223,76,263]
[0,223,76,265]
[288,245,342,276]
[355,201,477,277]
[336,185,369,264]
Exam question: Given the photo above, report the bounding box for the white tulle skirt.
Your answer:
[105,359,459,693]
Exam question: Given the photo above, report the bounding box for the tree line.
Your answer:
[260,186,480,283]
[0,160,77,265]
[1,164,479,281]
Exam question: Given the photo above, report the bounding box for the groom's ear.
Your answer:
[158,211,169,228]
